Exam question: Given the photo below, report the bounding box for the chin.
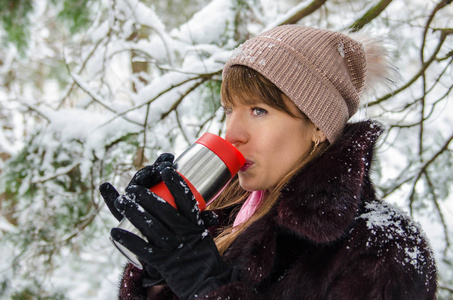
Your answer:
[238,177,269,192]
[238,178,256,192]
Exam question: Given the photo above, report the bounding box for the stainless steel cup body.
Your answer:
[111,143,233,269]
[174,143,232,201]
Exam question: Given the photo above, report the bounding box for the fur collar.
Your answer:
[276,120,383,243]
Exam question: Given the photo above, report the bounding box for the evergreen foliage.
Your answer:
[0,0,33,52]
[0,0,93,53]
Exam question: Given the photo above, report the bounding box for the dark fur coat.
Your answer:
[118,121,437,299]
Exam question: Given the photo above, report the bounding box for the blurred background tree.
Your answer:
[0,0,452,298]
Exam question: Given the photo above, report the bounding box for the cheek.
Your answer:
[268,125,311,173]
[274,122,310,151]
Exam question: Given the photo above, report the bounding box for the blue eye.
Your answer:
[251,107,267,116]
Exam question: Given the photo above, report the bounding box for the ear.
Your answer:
[313,127,327,143]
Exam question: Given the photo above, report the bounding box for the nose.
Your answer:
[225,113,248,148]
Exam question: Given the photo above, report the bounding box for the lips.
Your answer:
[240,160,254,172]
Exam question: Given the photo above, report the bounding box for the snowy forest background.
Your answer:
[0,0,452,298]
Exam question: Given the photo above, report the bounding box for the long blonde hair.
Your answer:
[210,66,329,255]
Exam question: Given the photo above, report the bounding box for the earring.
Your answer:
[309,138,319,157]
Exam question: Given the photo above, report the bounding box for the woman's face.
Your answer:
[224,94,314,191]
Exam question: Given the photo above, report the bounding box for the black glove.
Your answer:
[99,153,175,285]
[100,152,218,226]
[111,164,233,300]
[100,153,175,221]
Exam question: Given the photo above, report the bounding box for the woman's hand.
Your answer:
[110,164,232,300]
[99,153,175,221]
[99,153,175,285]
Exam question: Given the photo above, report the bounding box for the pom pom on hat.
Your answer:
[344,28,398,98]
[223,25,395,143]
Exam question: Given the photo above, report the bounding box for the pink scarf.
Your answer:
[233,190,265,228]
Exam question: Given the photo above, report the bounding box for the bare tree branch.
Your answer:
[31,163,80,184]
[369,29,451,106]
[425,173,451,256]
[99,72,218,129]
[59,26,114,110]
[349,0,393,31]
[278,0,327,25]
[175,109,191,145]
[418,0,452,159]
[68,71,143,127]
[439,284,453,294]
[160,78,209,120]
[409,133,453,214]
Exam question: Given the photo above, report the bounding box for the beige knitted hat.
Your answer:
[223,25,391,143]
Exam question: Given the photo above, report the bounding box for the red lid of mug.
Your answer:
[195,133,245,176]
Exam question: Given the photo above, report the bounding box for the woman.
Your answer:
[100,25,437,299]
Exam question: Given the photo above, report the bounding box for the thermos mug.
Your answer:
[110,133,245,269]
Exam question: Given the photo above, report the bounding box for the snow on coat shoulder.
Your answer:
[352,199,437,288]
